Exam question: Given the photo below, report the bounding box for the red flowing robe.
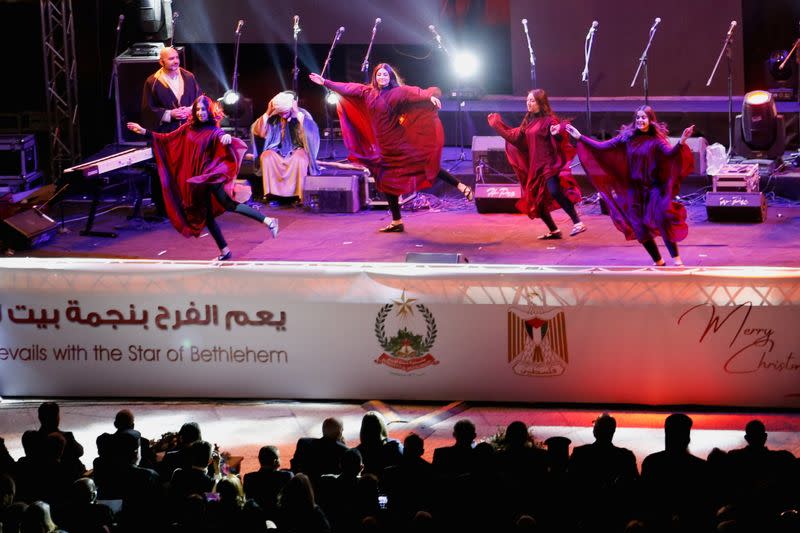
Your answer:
[488,113,581,219]
[576,133,694,243]
[150,123,248,237]
[323,80,444,196]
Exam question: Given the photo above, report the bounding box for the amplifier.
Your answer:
[471,135,514,177]
[364,175,416,208]
[303,174,362,213]
[711,163,759,192]
[705,192,766,223]
[474,183,521,214]
[0,134,38,179]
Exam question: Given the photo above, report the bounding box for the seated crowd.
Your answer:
[0,403,798,533]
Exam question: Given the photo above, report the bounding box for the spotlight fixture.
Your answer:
[325,91,340,105]
[733,90,786,159]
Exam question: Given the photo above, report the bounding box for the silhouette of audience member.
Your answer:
[725,419,797,527]
[112,431,163,532]
[206,475,247,533]
[0,438,14,476]
[317,447,378,533]
[159,422,202,478]
[32,432,74,506]
[54,477,114,533]
[243,445,293,521]
[495,421,548,519]
[113,409,157,469]
[35,402,85,480]
[290,417,348,482]
[641,413,712,532]
[276,473,331,533]
[356,412,403,478]
[569,413,639,530]
[0,473,16,526]
[21,500,64,533]
[432,419,477,478]
[382,433,435,526]
[2,501,28,533]
[170,440,218,500]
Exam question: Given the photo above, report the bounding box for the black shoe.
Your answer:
[216,250,233,261]
[379,223,404,233]
[537,230,562,240]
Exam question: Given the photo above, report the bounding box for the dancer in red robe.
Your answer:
[487,89,585,239]
[127,95,279,261]
[309,63,474,233]
[565,106,694,266]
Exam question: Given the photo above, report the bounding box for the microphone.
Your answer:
[335,26,345,40]
[428,24,441,43]
[650,17,661,33]
[116,14,124,32]
[586,20,598,39]
[293,15,299,33]
[235,19,244,34]
[521,18,528,29]
[726,20,737,37]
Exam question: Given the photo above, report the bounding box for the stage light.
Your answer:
[733,90,786,159]
[452,51,480,79]
[765,49,798,101]
[325,91,340,106]
[221,90,240,106]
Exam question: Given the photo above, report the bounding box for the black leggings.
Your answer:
[205,183,265,249]
[642,239,679,263]
[384,169,463,221]
[538,174,580,232]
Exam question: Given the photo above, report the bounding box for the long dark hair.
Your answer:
[190,95,223,128]
[619,105,668,141]
[527,88,554,118]
[370,63,403,90]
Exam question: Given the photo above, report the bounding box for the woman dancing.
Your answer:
[309,63,473,233]
[487,89,585,239]
[127,95,279,261]
[565,106,694,266]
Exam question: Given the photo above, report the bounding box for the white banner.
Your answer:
[0,259,798,407]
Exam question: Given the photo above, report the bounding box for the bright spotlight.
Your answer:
[221,90,240,106]
[452,52,480,78]
[325,91,340,105]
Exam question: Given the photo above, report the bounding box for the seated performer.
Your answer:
[251,91,320,202]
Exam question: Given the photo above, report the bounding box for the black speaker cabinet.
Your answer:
[405,252,467,263]
[1,208,57,249]
[474,183,521,214]
[705,192,767,223]
[114,47,185,146]
[471,135,514,176]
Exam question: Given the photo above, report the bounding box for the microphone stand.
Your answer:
[522,20,536,89]
[706,25,736,158]
[430,28,468,171]
[361,20,380,84]
[582,25,597,137]
[778,33,800,159]
[110,14,124,145]
[630,24,659,105]
[321,28,344,159]
[292,18,300,94]
[231,24,243,137]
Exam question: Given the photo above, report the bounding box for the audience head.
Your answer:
[42,433,66,462]
[4,502,29,533]
[178,422,202,446]
[322,417,344,442]
[114,409,135,431]
[279,473,316,512]
[21,430,41,458]
[21,501,58,533]
[258,445,280,469]
[116,430,141,465]
[0,473,15,508]
[504,421,532,448]
[593,413,617,443]
[189,440,213,468]
[743,419,767,448]
[359,411,389,445]
[514,514,539,531]
[453,419,477,445]
[37,402,59,430]
[215,475,245,507]
[340,447,363,477]
[71,477,98,504]
[403,433,424,459]
[664,413,693,452]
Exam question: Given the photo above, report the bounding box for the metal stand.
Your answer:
[522,19,537,89]
[631,20,660,106]
[230,22,243,137]
[706,22,737,158]
[291,16,300,94]
[582,22,597,136]
[361,18,381,84]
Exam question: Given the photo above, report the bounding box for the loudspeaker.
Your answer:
[705,192,767,223]
[733,114,786,160]
[114,48,186,146]
[405,252,467,263]
[1,208,58,249]
[471,136,514,176]
[303,174,362,213]
[474,183,521,214]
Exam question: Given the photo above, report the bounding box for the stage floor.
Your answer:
[16,186,800,268]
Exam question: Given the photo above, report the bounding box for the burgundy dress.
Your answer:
[488,113,581,219]
[323,80,444,196]
[150,123,247,237]
[576,132,694,243]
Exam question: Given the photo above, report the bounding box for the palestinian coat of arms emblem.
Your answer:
[508,306,569,377]
[374,291,439,372]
